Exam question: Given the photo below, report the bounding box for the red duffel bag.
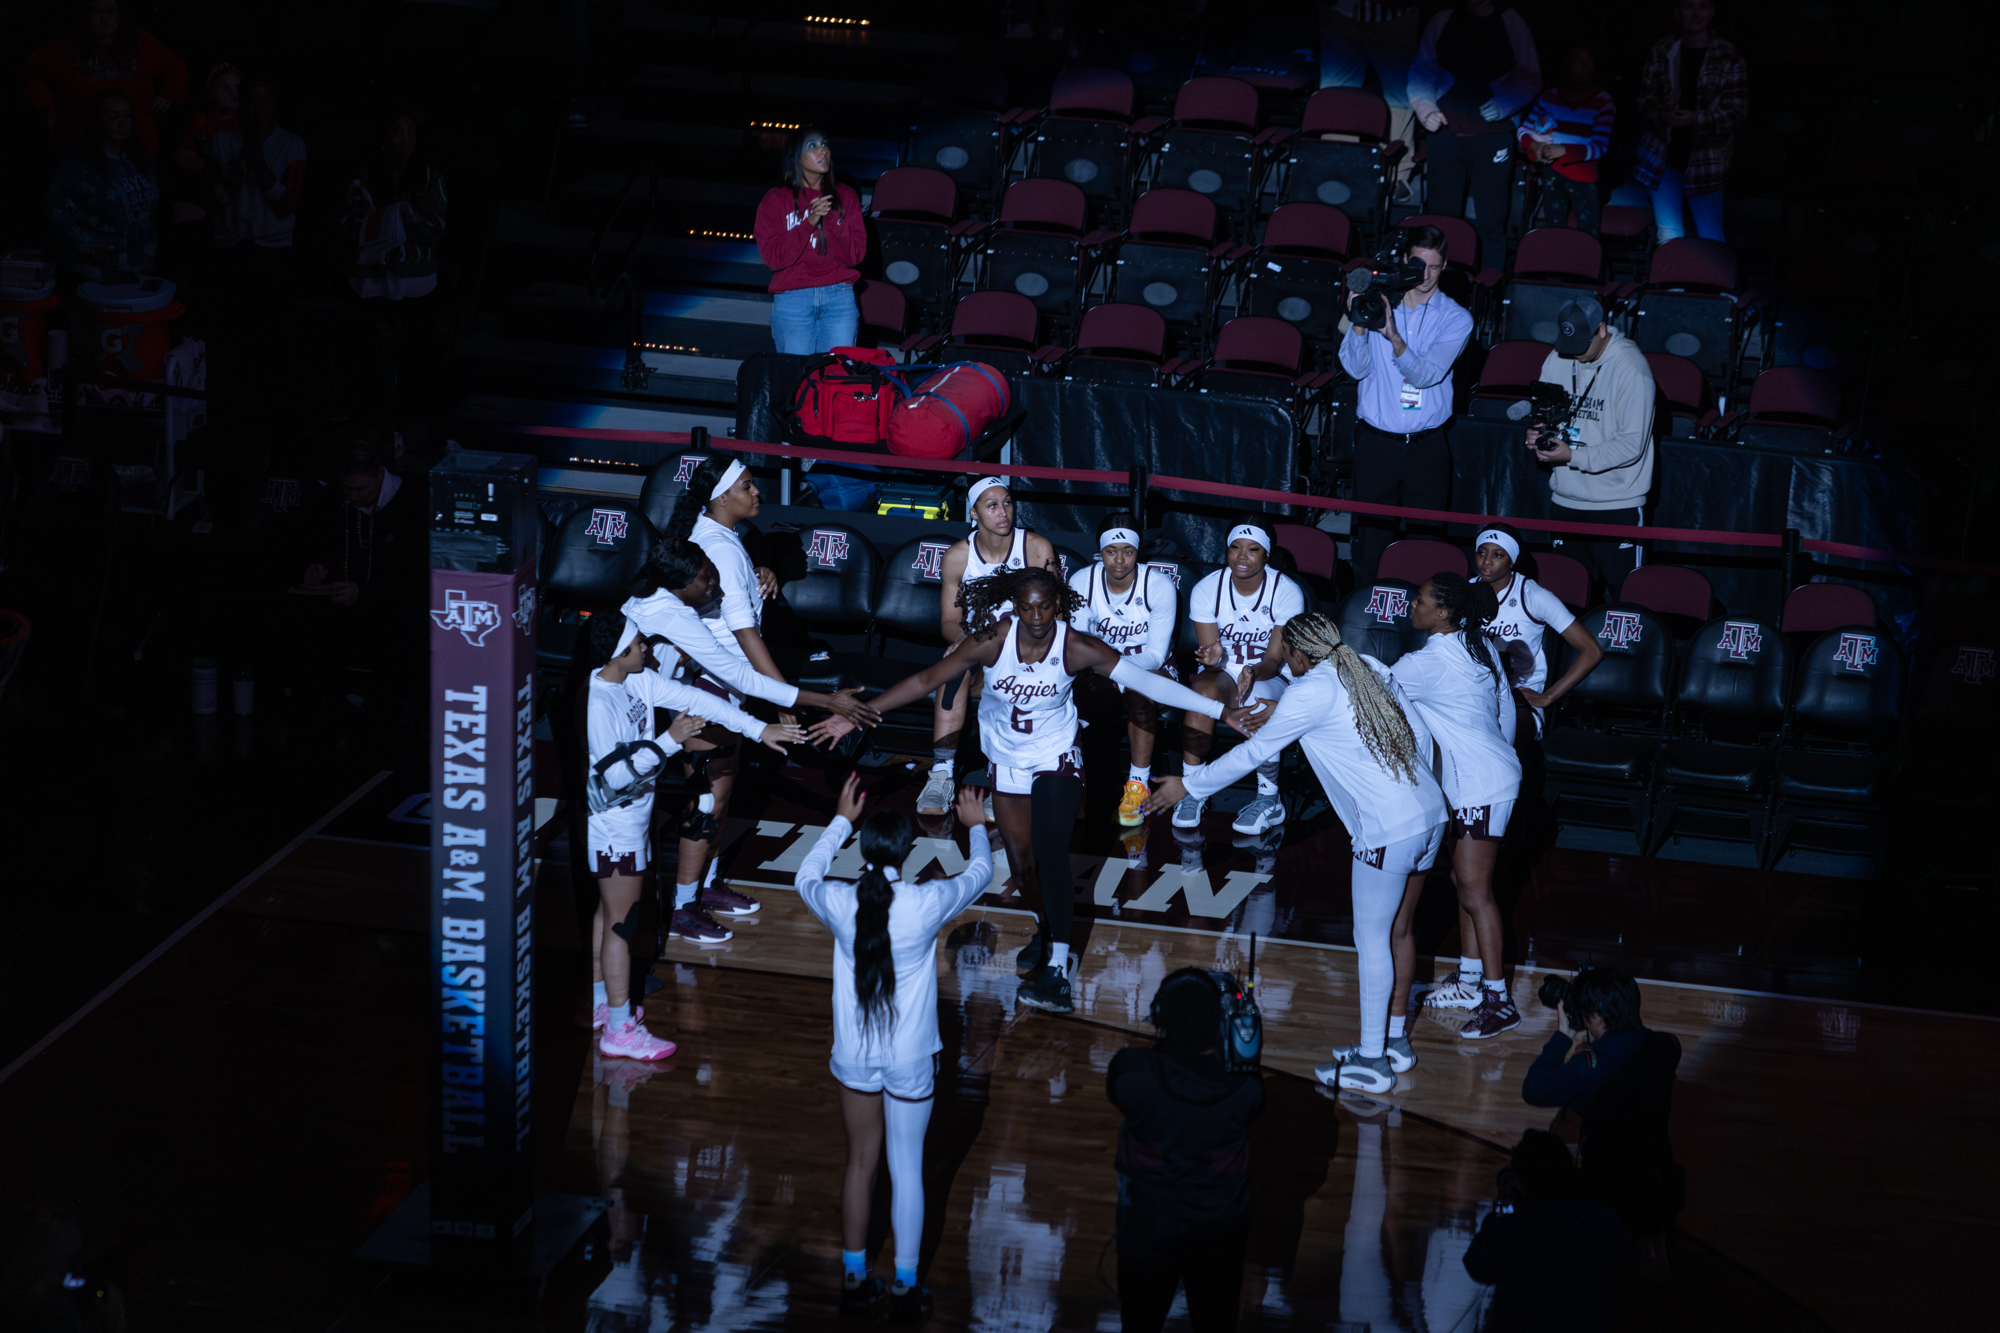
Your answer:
[788,346,904,444]
[885,361,1011,459]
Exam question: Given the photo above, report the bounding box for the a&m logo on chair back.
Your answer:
[1832,632,1879,672]
[1148,562,1183,591]
[913,542,950,581]
[584,508,630,546]
[1719,621,1763,660]
[1953,646,1994,685]
[1600,610,1643,650]
[807,529,851,568]
[675,455,708,484]
[1364,586,1408,625]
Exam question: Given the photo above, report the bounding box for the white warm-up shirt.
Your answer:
[584,668,763,853]
[1183,656,1447,849]
[797,817,995,1069]
[1482,574,1575,695]
[691,513,766,676]
[1069,563,1176,673]
[1390,634,1522,809]
[621,590,801,708]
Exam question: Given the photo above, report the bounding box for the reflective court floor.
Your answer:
[0,766,1989,1330]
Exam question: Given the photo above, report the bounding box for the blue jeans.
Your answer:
[770,282,859,355]
[1647,169,1726,243]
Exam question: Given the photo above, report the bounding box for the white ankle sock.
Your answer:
[1483,979,1506,995]
[592,981,607,1007]
[675,881,699,910]
[703,858,719,887]
[607,1003,631,1028]
[1128,764,1150,784]
[1388,1015,1406,1038]
[1256,760,1279,796]
[1047,942,1071,973]
[1459,956,1483,982]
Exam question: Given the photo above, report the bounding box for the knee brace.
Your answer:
[607,893,645,944]
[678,792,722,843]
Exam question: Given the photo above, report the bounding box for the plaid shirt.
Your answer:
[1631,36,1747,196]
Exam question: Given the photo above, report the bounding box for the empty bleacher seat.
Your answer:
[977,179,1090,319]
[1618,564,1713,626]
[1541,604,1675,852]
[1143,76,1274,227]
[1377,538,1467,586]
[868,167,962,310]
[903,291,1041,375]
[1108,187,1226,330]
[1627,238,1761,398]
[1645,351,1712,437]
[1726,366,1843,455]
[1527,550,1589,610]
[1278,88,1402,242]
[1046,301,1170,385]
[1779,581,1876,637]
[1498,227,1607,345]
[1239,201,1354,345]
[1029,67,1141,213]
[1766,625,1906,872]
[1648,615,1788,861]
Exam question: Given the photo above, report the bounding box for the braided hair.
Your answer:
[661,458,734,544]
[852,808,916,1043]
[1280,613,1424,783]
[957,565,1084,637]
[1424,578,1502,687]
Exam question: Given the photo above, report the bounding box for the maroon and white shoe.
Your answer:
[599,1018,675,1061]
[1458,990,1521,1040]
[592,1002,643,1032]
[670,906,734,943]
[701,883,760,917]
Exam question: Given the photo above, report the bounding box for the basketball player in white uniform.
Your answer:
[1472,524,1605,743]
[1177,521,1306,836]
[1392,577,1523,1041]
[920,477,1059,815]
[1067,515,1178,826]
[814,566,1267,1015]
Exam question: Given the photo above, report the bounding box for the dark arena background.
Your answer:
[0,0,1995,1329]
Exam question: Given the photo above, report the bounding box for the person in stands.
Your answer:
[209,78,305,289]
[754,125,865,355]
[45,88,159,283]
[1632,0,1747,243]
[24,0,187,154]
[1407,0,1541,273]
[1516,44,1615,235]
[343,105,447,422]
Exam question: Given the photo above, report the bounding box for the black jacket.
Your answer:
[1462,1195,1629,1332]
[1107,1046,1264,1233]
[1524,1026,1683,1228]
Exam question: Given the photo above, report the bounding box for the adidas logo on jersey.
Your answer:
[807,529,850,567]
[1953,646,1995,685]
[1600,610,1643,650]
[584,508,630,546]
[912,541,949,580]
[1833,632,1878,672]
[1719,621,1763,660]
[1364,586,1408,624]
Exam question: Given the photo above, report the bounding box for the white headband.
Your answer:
[1099,527,1141,550]
[1476,528,1520,563]
[967,477,1009,522]
[613,618,642,658]
[1228,524,1272,553]
[711,458,746,498]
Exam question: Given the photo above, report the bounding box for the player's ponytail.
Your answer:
[852,808,916,1042]
[632,539,710,599]
[1429,578,1502,688]
[1281,613,1423,782]
[662,458,731,544]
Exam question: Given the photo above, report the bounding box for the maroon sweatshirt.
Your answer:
[754,182,865,293]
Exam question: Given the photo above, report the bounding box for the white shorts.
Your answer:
[1352,823,1446,877]
[1451,799,1514,841]
[586,811,650,875]
[831,1054,937,1100]
[586,844,649,878]
[993,744,1084,796]
[1248,673,1287,705]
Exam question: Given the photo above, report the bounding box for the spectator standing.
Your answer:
[210,79,305,286]
[167,63,241,225]
[1516,45,1616,234]
[1523,967,1684,1271]
[1108,969,1265,1332]
[1337,223,1474,580]
[1408,0,1540,273]
[1632,0,1746,242]
[1317,2,1423,204]
[343,107,448,422]
[1528,296,1656,594]
[754,126,864,355]
[24,0,187,155]
[1461,1131,1628,1331]
[45,88,159,283]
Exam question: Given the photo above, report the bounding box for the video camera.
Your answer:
[1344,248,1428,330]
[1506,382,1580,441]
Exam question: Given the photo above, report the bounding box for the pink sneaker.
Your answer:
[670,907,734,943]
[599,1018,676,1061]
[592,1003,643,1032]
[701,883,760,917]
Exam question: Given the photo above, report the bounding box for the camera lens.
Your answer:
[1537,974,1570,1010]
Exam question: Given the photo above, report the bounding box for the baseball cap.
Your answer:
[1553,296,1606,357]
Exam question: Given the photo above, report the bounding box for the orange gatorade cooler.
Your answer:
[0,267,59,411]
[73,278,184,381]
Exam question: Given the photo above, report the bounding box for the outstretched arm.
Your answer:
[1068,632,1267,734]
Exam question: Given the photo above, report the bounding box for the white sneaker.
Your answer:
[1231,793,1286,835]
[1330,1037,1416,1073]
[1426,978,1485,1011]
[1171,793,1207,829]
[1315,1053,1395,1093]
[917,767,954,815]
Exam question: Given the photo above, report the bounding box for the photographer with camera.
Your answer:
[1526,968,1683,1270]
[1338,223,1475,581]
[1461,1130,1627,1331]
[1107,968,1265,1332]
[1527,296,1656,596]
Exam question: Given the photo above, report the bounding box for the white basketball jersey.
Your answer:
[964,525,1029,583]
[1078,564,1162,657]
[1195,569,1301,668]
[979,618,1079,770]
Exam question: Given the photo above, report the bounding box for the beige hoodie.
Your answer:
[1539,329,1656,510]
